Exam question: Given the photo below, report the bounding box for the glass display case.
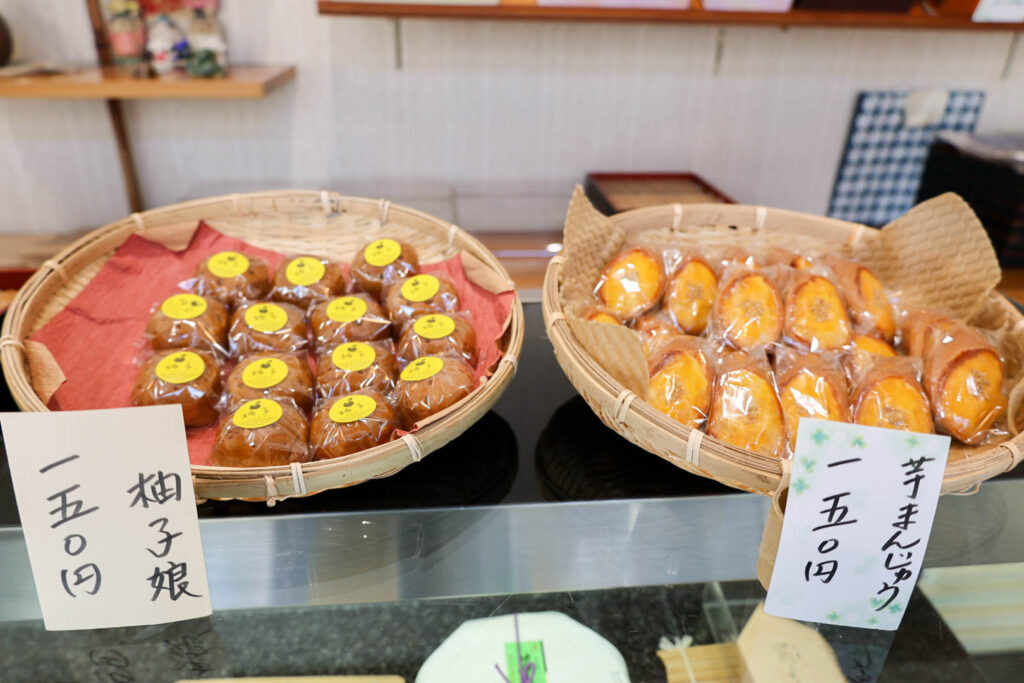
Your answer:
[3,302,1024,681]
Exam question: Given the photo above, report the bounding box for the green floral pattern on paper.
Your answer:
[812,429,829,447]
[792,478,809,495]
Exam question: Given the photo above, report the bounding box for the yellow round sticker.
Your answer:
[155,351,206,384]
[207,251,249,278]
[285,256,326,287]
[232,399,283,429]
[160,293,207,320]
[413,314,456,340]
[329,394,378,424]
[326,296,368,324]
[364,238,402,267]
[400,356,444,382]
[331,342,376,372]
[401,274,440,302]
[241,357,289,389]
[244,303,288,333]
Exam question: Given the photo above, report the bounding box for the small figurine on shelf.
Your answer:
[146,14,185,75]
[108,0,147,76]
[185,8,226,77]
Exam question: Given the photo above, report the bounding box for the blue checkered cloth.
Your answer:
[828,90,984,227]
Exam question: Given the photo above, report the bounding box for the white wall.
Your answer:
[0,0,1021,234]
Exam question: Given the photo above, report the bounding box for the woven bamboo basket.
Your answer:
[1,190,524,502]
[543,188,1024,496]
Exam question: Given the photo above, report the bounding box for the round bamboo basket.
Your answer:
[1,190,524,502]
[543,202,1024,496]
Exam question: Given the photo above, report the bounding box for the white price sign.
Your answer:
[765,419,950,631]
[2,405,211,630]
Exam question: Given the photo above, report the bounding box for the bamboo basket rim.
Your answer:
[1,190,525,503]
[542,201,1024,496]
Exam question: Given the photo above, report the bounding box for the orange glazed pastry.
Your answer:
[922,323,1005,444]
[707,351,786,458]
[783,273,852,351]
[775,351,849,450]
[595,247,664,320]
[634,311,682,355]
[852,333,897,357]
[902,310,956,358]
[713,271,783,350]
[664,256,717,335]
[581,306,622,326]
[852,357,933,433]
[825,257,895,341]
[844,333,899,382]
[647,336,712,429]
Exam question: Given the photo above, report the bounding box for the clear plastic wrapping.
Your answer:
[921,321,1007,445]
[707,348,786,458]
[663,252,717,335]
[225,352,315,413]
[396,311,477,366]
[646,335,713,429]
[764,247,814,270]
[633,310,683,356]
[145,293,228,354]
[131,348,223,427]
[718,246,759,270]
[850,356,934,434]
[594,246,665,321]
[211,397,311,467]
[228,301,308,358]
[384,273,461,329]
[394,354,476,426]
[774,346,850,453]
[842,332,899,382]
[781,269,852,351]
[350,237,420,299]
[580,305,623,326]
[191,250,271,309]
[711,266,783,350]
[901,309,957,357]
[315,340,398,401]
[310,293,392,352]
[310,389,401,460]
[823,256,896,342]
[270,255,347,309]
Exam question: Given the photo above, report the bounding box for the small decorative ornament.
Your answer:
[185,7,227,77]
[108,1,146,74]
[146,14,184,75]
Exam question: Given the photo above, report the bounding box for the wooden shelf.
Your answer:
[318,1,1021,30]
[0,65,296,100]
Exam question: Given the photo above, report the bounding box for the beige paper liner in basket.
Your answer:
[1,190,524,503]
[544,185,1024,498]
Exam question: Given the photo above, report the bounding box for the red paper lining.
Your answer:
[29,222,513,466]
